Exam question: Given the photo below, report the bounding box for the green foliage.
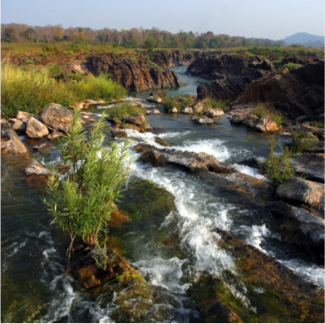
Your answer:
[206,97,230,110]
[286,125,318,155]
[108,103,146,121]
[162,96,179,112]
[130,57,137,62]
[260,139,295,186]
[252,103,283,126]
[277,63,300,70]
[41,53,48,58]
[35,59,42,64]
[47,64,62,75]
[24,59,34,64]
[144,37,157,51]
[67,72,86,82]
[44,111,131,261]
[93,238,112,271]
[63,50,74,55]
[1,64,126,116]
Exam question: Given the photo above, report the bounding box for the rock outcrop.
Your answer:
[187,54,275,101]
[231,61,324,121]
[152,50,202,69]
[135,144,234,174]
[41,103,73,133]
[276,178,324,210]
[87,53,181,91]
[1,129,28,155]
[267,201,324,260]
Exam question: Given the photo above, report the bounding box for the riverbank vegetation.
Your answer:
[44,111,131,265]
[1,64,126,116]
[252,103,283,126]
[108,103,146,121]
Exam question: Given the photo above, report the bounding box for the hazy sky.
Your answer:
[1,0,324,40]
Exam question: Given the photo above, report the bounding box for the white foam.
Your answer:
[233,164,266,180]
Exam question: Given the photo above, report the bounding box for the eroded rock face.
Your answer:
[231,62,324,121]
[290,152,324,183]
[188,54,275,101]
[25,117,49,139]
[276,178,324,210]
[87,53,181,91]
[266,201,324,260]
[135,144,233,174]
[41,103,73,133]
[1,129,28,155]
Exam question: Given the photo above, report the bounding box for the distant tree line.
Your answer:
[1,23,286,49]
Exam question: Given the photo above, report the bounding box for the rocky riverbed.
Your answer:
[1,58,324,323]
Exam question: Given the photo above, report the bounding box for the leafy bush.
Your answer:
[1,64,126,116]
[44,111,131,264]
[286,126,318,155]
[47,64,62,75]
[63,50,74,55]
[277,63,300,70]
[253,103,283,126]
[260,139,295,186]
[108,103,146,121]
[206,97,230,110]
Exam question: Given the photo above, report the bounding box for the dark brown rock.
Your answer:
[154,137,169,147]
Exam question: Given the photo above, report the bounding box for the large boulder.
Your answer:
[16,111,31,122]
[255,116,280,133]
[122,113,145,127]
[1,129,28,155]
[40,103,73,133]
[181,107,193,114]
[267,201,324,260]
[276,178,324,210]
[26,117,49,139]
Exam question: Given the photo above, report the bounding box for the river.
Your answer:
[1,67,324,323]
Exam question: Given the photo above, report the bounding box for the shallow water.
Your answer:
[2,69,324,322]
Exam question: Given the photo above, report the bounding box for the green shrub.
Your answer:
[35,59,41,64]
[47,64,62,75]
[41,53,48,58]
[260,139,295,185]
[130,57,137,62]
[67,72,86,81]
[108,103,146,121]
[277,63,300,70]
[24,59,34,64]
[286,126,318,155]
[253,103,283,126]
[63,50,74,55]
[162,95,180,112]
[44,111,131,264]
[206,97,230,111]
[1,64,126,116]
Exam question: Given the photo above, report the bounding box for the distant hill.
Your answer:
[282,32,324,48]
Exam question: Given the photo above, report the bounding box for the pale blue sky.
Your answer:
[1,0,324,40]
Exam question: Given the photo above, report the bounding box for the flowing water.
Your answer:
[1,68,324,323]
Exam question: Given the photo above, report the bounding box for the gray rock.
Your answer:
[276,178,324,210]
[196,117,213,124]
[168,107,178,113]
[206,108,224,117]
[26,117,49,139]
[181,107,193,114]
[24,160,50,178]
[41,103,73,133]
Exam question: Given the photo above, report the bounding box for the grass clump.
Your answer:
[206,97,230,111]
[277,63,300,70]
[286,125,318,155]
[24,59,34,64]
[1,64,127,116]
[108,103,146,121]
[63,50,74,55]
[260,139,295,186]
[253,103,283,126]
[162,96,179,112]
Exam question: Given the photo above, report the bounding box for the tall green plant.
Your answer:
[43,110,131,266]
